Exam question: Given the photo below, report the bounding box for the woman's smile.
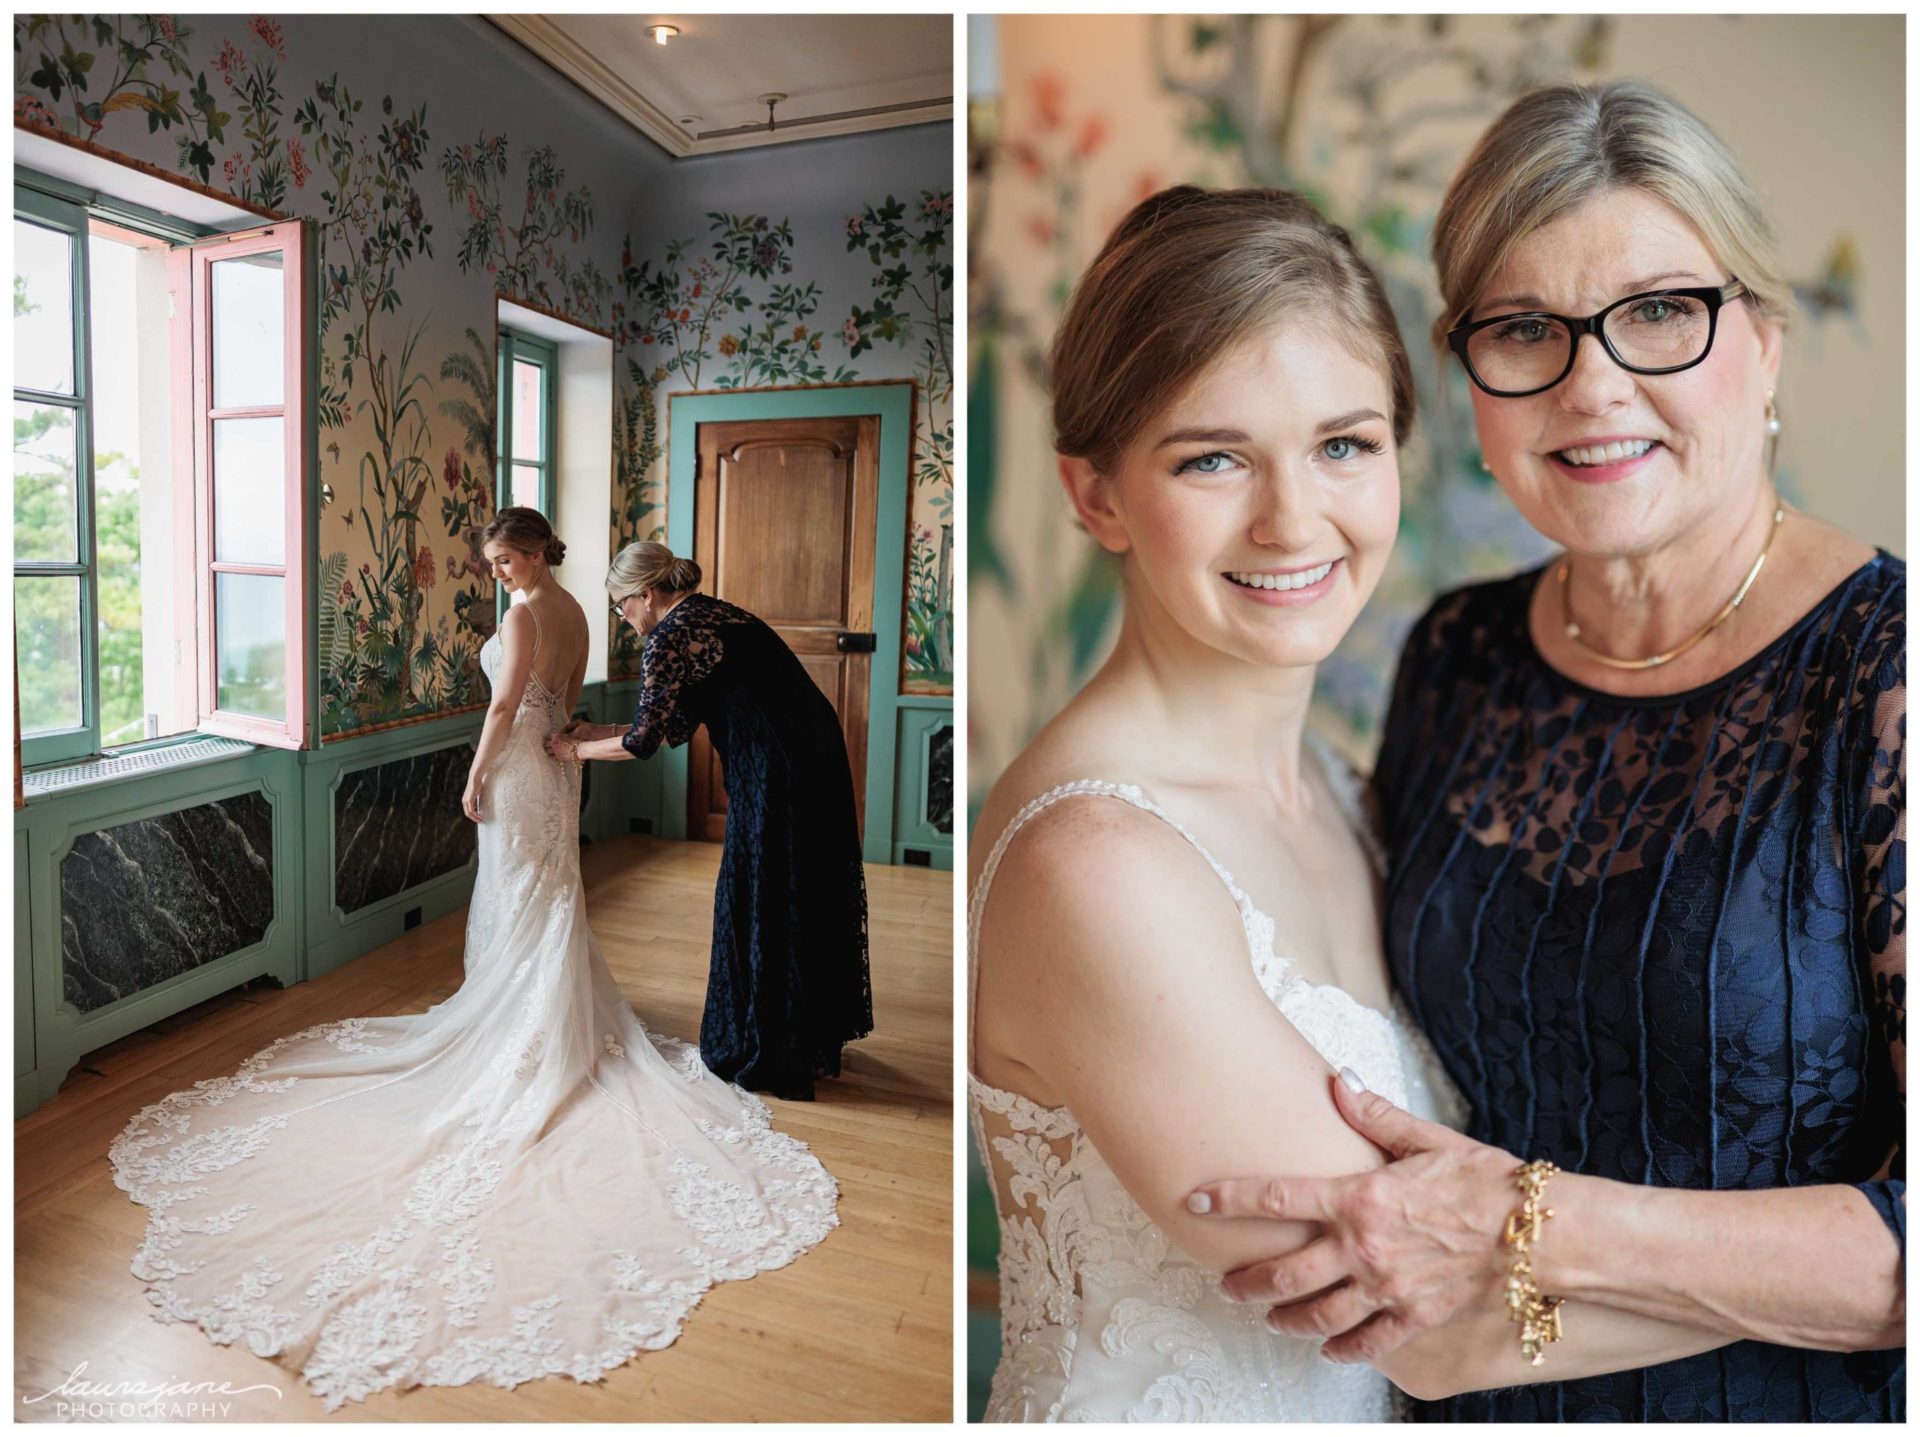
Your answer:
[1544,436,1665,484]
[1223,557,1342,603]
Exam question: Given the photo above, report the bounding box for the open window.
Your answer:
[12,161,312,767]
[184,223,311,747]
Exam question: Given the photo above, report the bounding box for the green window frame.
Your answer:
[497,328,556,519]
[14,185,100,766]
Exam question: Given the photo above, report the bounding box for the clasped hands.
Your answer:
[544,719,616,764]
[1186,1071,1520,1364]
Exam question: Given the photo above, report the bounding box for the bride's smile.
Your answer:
[1223,557,1339,599]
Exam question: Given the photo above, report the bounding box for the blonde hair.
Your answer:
[608,540,701,599]
[1050,185,1415,475]
[1432,79,1791,350]
[481,506,565,566]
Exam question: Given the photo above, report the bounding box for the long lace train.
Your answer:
[107,614,838,1410]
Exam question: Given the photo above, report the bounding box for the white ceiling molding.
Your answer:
[488,15,694,156]
[486,14,951,158]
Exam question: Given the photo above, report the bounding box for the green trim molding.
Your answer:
[892,695,954,871]
[15,840,35,1082]
[664,382,932,867]
[14,181,102,766]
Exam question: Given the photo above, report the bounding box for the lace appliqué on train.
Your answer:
[106,620,838,1411]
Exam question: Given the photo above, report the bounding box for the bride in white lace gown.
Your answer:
[968,188,1464,1421]
[109,509,836,1412]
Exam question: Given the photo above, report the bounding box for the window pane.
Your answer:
[96,460,150,746]
[13,400,78,562]
[90,231,182,745]
[13,218,75,395]
[211,251,284,409]
[213,416,285,563]
[15,575,83,736]
[511,462,543,512]
[215,572,284,718]
[511,358,543,461]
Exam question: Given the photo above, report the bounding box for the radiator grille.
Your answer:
[24,737,256,798]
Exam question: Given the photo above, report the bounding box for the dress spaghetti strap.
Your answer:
[523,599,543,662]
[966,780,1258,1072]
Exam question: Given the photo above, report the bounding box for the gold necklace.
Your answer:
[1557,503,1786,671]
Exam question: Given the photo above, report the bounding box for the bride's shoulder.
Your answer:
[974,774,1240,966]
[557,588,590,636]
[970,720,1136,873]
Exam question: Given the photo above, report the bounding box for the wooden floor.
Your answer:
[14,837,954,1423]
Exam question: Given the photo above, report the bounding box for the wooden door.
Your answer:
[688,415,879,844]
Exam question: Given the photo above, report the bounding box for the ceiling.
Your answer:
[487,14,953,158]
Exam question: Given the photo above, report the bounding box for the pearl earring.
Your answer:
[1764,389,1782,438]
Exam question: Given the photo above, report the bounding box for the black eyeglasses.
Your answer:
[609,595,631,618]
[1447,279,1748,398]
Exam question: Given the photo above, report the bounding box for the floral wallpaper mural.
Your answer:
[967,13,1897,815]
[441,133,609,324]
[609,183,956,690]
[17,15,226,177]
[17,13,954,739]
[847,189,955,687]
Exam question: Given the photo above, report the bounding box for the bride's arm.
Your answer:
[980,797,1736,1401]
[463,605,535,820]
[978,796,1392,1277]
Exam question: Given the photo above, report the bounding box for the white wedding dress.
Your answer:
[109,604,838,1411]
[967,735,1465,1422]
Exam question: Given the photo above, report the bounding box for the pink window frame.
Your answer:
[184,221,312,749]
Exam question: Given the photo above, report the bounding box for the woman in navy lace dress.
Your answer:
[552,542,871,1101]
[1186,82,1903,1420]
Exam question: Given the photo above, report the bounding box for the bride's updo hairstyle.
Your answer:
[608,540,702,598]
[1049,185,1415,475]
[482,505,566,566]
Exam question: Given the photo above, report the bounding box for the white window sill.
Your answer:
[22,735,258,801]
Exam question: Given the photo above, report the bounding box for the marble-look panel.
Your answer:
[333,744,476,914]
[61,791,275,1012]
[926,723,953,836]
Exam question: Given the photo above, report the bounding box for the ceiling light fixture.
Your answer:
[644,24,678,45]
[758,92,787,133]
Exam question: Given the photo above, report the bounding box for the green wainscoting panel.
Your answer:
[572,678,614,844]
[892,696,955,870]
[300,711,485,980]
[665,383,916,866]
[15,837,34,1081]
[589,679,665,843]
[14,747,301,1116]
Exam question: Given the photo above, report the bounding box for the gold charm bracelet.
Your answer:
[1502,1159,1565,1365]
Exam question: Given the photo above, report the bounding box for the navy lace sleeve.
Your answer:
[620,605,724,760]
[1852,596,1905,1252]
